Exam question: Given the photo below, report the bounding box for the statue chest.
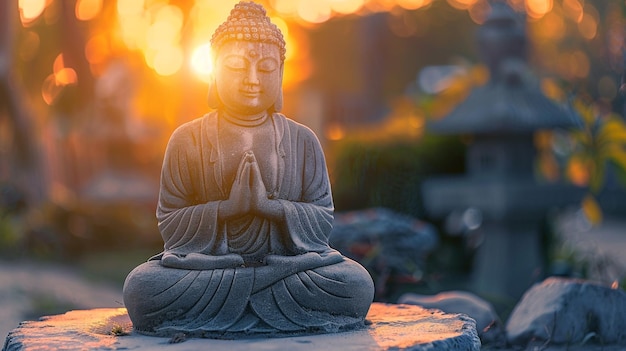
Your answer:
[218,120,279,193]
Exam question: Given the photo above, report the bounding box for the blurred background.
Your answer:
[1,0,626,342]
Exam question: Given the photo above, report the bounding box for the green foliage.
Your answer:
[569,101,626,191]
[565,100,626,224]
[331,134,465,218]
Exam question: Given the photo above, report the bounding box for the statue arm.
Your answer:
[156,123,231,259]
[279,125,335,254]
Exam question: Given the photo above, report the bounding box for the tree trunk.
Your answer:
[0,1,47,203]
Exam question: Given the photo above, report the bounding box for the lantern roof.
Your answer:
[428,2,581,135]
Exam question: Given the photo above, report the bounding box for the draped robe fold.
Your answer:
[123,112,374,336]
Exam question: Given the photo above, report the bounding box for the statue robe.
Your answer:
[123,112,374,336]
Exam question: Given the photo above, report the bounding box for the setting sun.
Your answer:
[191,43,214,82]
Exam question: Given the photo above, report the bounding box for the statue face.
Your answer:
[214,41,282,118]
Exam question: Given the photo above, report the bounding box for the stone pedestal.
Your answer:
[423,177,583,300]
[3,303,480,351]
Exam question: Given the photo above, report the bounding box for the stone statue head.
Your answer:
[208,1,286,115]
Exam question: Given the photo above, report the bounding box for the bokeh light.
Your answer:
[526,0,553,19]
[325,122,346,141]
[298,0,332,24]
[16,0,618,123]
[567,156,590,186]
[42,74,62,105]
[19,0,47,25]
[53,53,65,76]
[75,0,102,21]
[447,0,478,11]
[562,0,583,23]
[540,11,566,40]
[116,0,144,16]
[41,53,78,106]
[329,0,365,14]
[541,78,565,101]
[578,11,598,40]
[271,0,299,16]
[55,68,78,86]
[53,54,78,86]
[152,47,184,76]
[85,34,109,66]
[364,0,397,13]
[106,0,583,82]
[397,0,432,11]
[117,1,184,76]
[467,0,491,24]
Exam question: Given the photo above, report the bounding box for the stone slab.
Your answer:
[399,290,504,344]
[3,303,480,351]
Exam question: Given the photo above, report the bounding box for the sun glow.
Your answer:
[110,1,604,89]
[116,1,184,76]
[191,43,214,83]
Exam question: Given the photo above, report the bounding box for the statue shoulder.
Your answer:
[275,113,321,144]
[167,112,216,150]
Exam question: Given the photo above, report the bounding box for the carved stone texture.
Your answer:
[122,1,374,336]
[3,304,481,351]
[506,277,626,346]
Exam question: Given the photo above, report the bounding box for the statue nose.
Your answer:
[244,68,260,84]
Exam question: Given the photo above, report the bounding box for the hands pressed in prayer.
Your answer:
[219,150,283,221]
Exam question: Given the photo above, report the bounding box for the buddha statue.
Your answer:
[123,1,374,337]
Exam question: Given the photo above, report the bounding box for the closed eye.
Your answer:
[224,56,247,71]
[257,58,278,73]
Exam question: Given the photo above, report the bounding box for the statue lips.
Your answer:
[240,89,261,98]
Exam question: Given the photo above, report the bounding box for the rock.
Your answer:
[3,303,481,351]
[398,290,504,345]
[506,277,626,346]
[330,208,438,280]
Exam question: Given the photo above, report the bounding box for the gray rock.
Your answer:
[398,290,504,344]
[3,303,481,351]
[506,277,626,346]
[330,207,438,276]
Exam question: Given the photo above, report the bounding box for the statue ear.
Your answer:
[272,68,284,112]
[207,76,221,109]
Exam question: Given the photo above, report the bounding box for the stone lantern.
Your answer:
[422,3,582,299]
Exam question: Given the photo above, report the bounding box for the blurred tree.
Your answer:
[2,0,625,256]
[0,1,46,203]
